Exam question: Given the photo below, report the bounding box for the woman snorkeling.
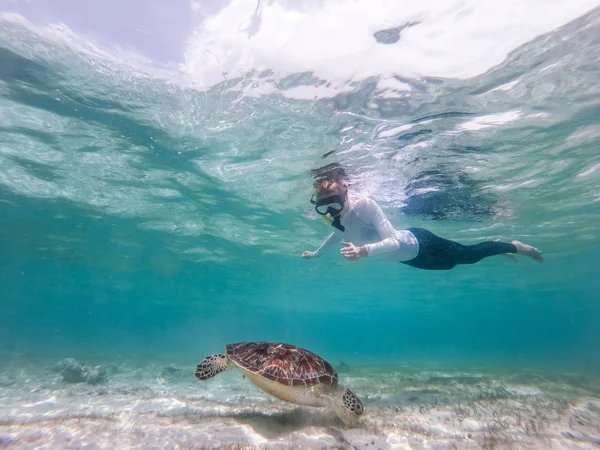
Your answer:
[301,166,543,270]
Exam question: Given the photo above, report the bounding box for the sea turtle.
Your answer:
[195,341,364,425]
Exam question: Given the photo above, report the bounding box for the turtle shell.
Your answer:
[226,342,338,387]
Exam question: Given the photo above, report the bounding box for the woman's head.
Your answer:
[310,177,349,224]
[311,163,348,199]
[313,178,347,200]
[310,163,350,229]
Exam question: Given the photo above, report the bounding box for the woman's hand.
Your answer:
[340,242,367,261]
[301,251,317,259]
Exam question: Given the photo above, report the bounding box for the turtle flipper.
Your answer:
[195,354,230,380]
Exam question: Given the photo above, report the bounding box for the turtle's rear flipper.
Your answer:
[195,354,230,380]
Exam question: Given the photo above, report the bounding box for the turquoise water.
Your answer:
[1,5,600,448]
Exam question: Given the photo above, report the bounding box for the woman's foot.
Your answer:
[511,240,544,262]
[495,239,517,262]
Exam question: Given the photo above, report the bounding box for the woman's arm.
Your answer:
[357,198,400,257]
[302,231,342,258]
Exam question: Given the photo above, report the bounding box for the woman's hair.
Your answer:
[311,163,348,198]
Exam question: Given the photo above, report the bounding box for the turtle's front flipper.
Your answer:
[195,354,230,380]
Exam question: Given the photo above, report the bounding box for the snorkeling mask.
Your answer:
[310,194,346,231]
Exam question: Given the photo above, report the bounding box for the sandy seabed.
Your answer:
[1,360,599,449]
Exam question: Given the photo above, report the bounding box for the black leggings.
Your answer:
[402,228,517,271]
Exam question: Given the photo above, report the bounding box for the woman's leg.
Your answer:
[402,228,521,270]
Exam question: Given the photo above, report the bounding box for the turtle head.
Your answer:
[195,354,231,380]
[328,386,364,427]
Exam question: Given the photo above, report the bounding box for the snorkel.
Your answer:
[321,215,334,226]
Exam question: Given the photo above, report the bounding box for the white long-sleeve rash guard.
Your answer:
[313,197,419,261]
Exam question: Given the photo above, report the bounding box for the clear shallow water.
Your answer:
[1,3,600,448]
